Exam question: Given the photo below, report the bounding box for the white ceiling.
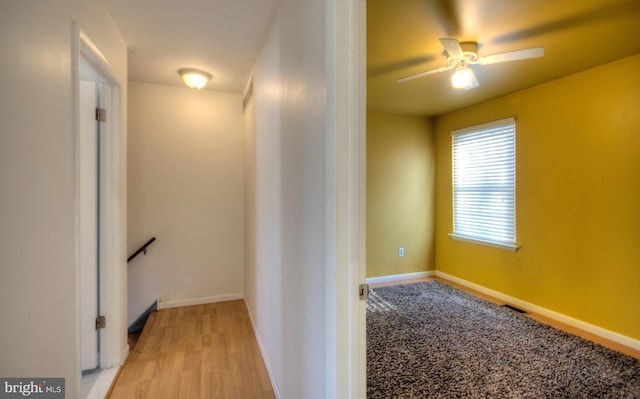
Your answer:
[104,0,279,93]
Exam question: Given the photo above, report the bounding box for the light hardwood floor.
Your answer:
[108,300,275,399]
[370,276,640,360]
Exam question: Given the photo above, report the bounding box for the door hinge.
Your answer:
[359,283,369,300]
[96,315,106,330]
[95,107,106,122]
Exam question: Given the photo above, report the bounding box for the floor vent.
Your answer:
[503,304,528,314]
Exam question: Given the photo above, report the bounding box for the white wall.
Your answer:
[0,1,127,397]
[244,0,330,397]
[127,82,244,323]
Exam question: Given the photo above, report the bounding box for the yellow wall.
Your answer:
[435,55,640,340]
[367,111,436,277]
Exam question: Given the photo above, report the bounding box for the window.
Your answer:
[450,117,518,251]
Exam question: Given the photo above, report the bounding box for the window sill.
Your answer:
[448,234,520,252]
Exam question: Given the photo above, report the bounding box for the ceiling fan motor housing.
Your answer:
[447,41,478,66]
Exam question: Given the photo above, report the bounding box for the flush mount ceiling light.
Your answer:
[178,68,212,89]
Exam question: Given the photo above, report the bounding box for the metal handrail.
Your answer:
[127,237,156,263]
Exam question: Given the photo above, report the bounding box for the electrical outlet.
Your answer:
[399,247,405,257]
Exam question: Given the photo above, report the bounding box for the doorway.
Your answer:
[75,29,126,399]
[79,57,112,398]
[79,60,113,374]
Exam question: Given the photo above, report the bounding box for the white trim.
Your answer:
[157,292,244,310]
[243,299,282,399]
[451,117,516,136]
[449,234,520,252]
[366,271,435,285]
[120,344,129,364]
[436,271,640,351]
[84,366,120,399]
[325,0,366,397]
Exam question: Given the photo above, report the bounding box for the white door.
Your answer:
[79,78,99,371]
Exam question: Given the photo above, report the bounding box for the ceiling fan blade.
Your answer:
[476,47,544,65]
[397,65,454,83]
[430,0,462,36]
[439,38,464,59]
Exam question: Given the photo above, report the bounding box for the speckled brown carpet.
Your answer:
[367,280,640,398]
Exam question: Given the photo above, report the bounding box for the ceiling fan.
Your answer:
[397,38,544,89]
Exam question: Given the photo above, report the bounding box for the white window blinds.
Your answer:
[450,117,517,251]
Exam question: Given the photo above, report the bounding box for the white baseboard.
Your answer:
[435,271,640,352]
[85,366,120,399]
[243,299,282,399]
[366,271,435,285]
[157,292,244,310]
[120,344,129,364]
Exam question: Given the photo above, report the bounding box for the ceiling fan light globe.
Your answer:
[451,67,473,89]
